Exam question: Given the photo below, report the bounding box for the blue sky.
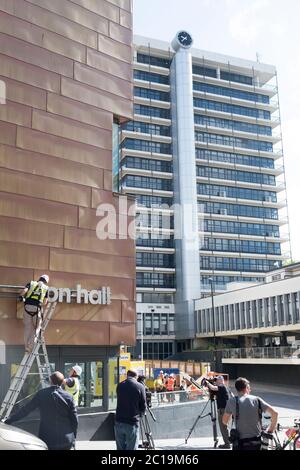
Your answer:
[133,0,300,261]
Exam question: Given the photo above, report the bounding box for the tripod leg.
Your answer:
[185,415,202,444]
[139,417,146,448]
[185,399,210,444]
[141,414,155,450]
[211,400,219,448]
[145,424,155,450]
[146,415,155,450]
[147,433,155,450]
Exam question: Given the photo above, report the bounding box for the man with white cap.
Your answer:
[19,274,50,353]
[64,365,82,407]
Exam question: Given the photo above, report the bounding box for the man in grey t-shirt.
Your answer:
[222,377,278,450]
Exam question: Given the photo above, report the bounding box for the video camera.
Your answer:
[137,375,152,408]
[200,376,217,399]
[137,375,156,450]
[200,376,217,387]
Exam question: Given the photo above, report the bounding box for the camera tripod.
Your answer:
[139,406,156,450]
[185,397,219,448]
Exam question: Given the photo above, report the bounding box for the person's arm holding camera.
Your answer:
[205,380,218,392]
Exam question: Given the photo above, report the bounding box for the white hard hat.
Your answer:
[40,274,49,284]
[72,365,82,376]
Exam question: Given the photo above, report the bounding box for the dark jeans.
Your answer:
[114,421,139,451]
[236,437,261,450]
[49,445,74,450]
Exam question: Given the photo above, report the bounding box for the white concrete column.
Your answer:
[171,33,200,340]
[296,292,300,322]
[273,297,278,326]
[290,293,296,324]
[244,302,249,329]
[171,47,200,302]
[234,304,238,330]
[283,294,289,325]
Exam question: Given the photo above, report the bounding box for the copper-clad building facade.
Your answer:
[0,0,135,413]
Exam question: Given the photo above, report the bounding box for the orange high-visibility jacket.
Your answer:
[166,377,175,391]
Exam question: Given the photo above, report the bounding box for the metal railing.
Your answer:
[222,346,300,360]
[151,389,208,407]
[0,284,24,298]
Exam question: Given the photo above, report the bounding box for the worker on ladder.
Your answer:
[19,274,50,353]
[64,365,82,407]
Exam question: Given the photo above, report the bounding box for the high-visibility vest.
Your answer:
[65,377,80,407]
[154,378,164,391]
[166,377,175,391]
[25,281,48,304]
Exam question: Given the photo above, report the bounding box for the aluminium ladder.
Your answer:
[0,301,57,421]
[183,373,209,395]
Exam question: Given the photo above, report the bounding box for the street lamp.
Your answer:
[208,278,217,370]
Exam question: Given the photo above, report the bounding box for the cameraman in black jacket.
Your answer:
[205,375,231,449]
[115,370,146,450]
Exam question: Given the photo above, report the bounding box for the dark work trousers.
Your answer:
[218,408,231,446]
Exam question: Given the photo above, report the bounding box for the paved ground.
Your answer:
[77,384,300,451]
[76,437,215,451]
